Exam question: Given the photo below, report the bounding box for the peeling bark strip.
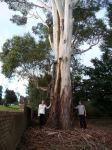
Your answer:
[47,59,62,128]
[47,0,79,129]
[47,57,72,129]
[47,58,71,129]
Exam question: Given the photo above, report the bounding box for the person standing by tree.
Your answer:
[38,100,51,128]
[75,101,87,129]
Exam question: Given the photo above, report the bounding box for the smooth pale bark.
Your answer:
[46,0,78,129]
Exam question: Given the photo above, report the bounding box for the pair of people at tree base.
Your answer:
[38,100,87,129]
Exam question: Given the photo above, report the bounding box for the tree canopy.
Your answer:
[0,0,109,54]
[4,89,18,105]
[0,33,53,78]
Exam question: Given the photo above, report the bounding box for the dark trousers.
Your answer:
[39,114,45,128]
[79,115,87,129]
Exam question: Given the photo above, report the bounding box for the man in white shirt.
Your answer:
[38,100,51,128]
[75,101,87,129]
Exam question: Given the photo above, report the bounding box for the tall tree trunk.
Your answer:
[47,57,72,129]
[47,0,77,129]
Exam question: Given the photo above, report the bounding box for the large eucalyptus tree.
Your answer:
[0,0,109,128]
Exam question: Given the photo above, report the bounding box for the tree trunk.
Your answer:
[47,57,72,129]
[47,0,77,129]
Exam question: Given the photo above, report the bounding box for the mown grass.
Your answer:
[0,105,22,112]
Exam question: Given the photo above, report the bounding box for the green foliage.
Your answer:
[0,33,53,78]
[27,75,50,110]
[0,0,109,54]
[0,33,53,109]
[4,89,18,105]
[38,73,52,87]
[27,85,41,110]
[72,48,112,116]
[71,55,85,105]
[72,4,107,51]
[1,33,36,77]
[0,86,3,104]
[11,15,27,25]
[83,48,112,114]
[107,3,112,27]
[72,4,112,115]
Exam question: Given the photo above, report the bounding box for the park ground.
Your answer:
[17,119,112,150]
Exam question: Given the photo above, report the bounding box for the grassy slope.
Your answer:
[0,105,22,112]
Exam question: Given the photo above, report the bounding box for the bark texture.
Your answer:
[47,58,72,129]
[47,0,78,129]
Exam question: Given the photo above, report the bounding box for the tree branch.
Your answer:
[77,40,100,54]
[48,35,53,50]
[29,11,49,29]
[72,0,80,8]
[33,0,52,12]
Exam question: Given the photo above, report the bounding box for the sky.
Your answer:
[0,2,105,97]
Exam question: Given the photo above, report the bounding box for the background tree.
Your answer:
[71,54,84,104]
[1,33,53,79]
[4,89,18,105]
[82,48,112,115]
[0,86,3,104]
[27,73,52,110]
[0,0,110,129]
[83,3,112,115]
[70,3,112,117]
[0,33,53,108]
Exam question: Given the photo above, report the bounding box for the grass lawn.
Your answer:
[0,105,22,112]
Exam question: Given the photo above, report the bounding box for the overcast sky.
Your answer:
[0,2,105,97]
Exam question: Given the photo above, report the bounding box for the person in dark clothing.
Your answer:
[39,114,45,127]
